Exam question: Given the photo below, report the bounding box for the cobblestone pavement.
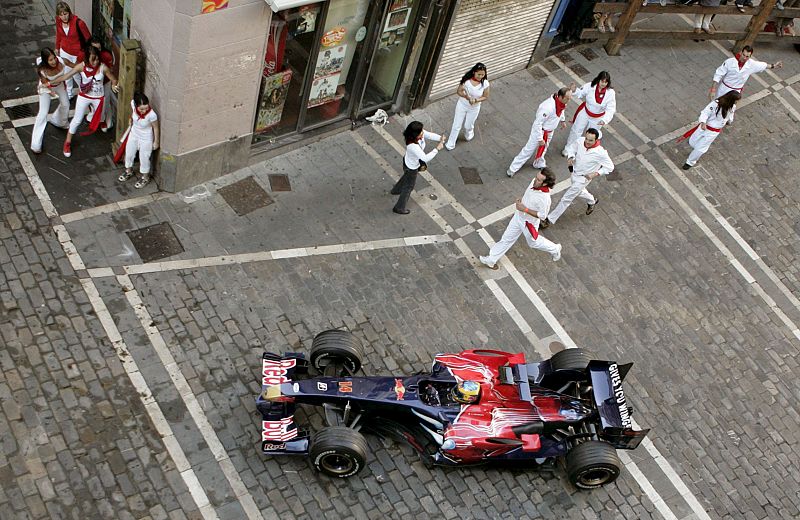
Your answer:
[3,1,800,519]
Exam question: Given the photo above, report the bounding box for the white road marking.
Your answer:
[1,94,40,107]
[61,192,172,223]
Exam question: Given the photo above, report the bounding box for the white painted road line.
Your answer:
[1,94,40,107]
[61,192,173,223]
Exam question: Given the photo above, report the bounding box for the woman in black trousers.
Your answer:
[391,121,446,214]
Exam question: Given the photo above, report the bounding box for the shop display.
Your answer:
[295,5,317,35]
[255,70,293,132]
[379,5,411,50]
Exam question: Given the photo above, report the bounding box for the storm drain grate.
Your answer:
[268,174,292,192]
[569,63,590,78]
[6,104,35,119]
[218,176,273,216]
[126,222,185,263]
[459,167,482,185]
[579,48,599,61]
[556,52,574,64]
[606,171,622,182]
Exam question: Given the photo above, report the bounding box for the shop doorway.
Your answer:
[253,0,424,144]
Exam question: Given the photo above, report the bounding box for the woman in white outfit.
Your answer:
[562,71,616,156]
[31,48,70,154]
[118,93,160,189]
[445,63,490,150]
[54,46,119,158]
[679,91,740,169]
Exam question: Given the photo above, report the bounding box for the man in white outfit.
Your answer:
[709,46,782,100]
[507,86,574,177]
[562,71,616,157]
[480,168,562,269]
[542,128,613,228]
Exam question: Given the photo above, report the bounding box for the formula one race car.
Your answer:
[256,330,650,489]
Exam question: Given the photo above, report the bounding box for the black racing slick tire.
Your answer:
[549,348,591,371]
[566,441,621,489]
[310,330,363,375]
[310,427,369,478]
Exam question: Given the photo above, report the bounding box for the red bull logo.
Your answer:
[394,378,406,400]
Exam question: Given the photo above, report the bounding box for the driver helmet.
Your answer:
[451,381,481,404]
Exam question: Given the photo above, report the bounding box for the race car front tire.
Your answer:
[566,440,621,489]
[311,330,363,375]
[310,426,368,478]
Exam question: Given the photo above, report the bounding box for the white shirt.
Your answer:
[697,99,735,129]
[456,79,490,110]
[520,182,552,227]
[565,137,614,178]
[79,66,105,98]
[531,96,565,142]
[36,56,67,95]
[574,82,616,124]
[130,100,158,141]
[404,130,441,169]
[713,56,769,93]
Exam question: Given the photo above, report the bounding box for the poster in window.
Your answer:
[384,8,411,31]
[389,0,409,9]
[255,70,292,132]
[308,74,342,108]
[313,45,346,79]
[295,5,317,35]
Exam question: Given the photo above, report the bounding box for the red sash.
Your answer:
[572,102,606,123]
[676,124,722,143]
[113,126,130,163]
[79,95,105,136]
[525,221,539,240]
[534,130,551,160]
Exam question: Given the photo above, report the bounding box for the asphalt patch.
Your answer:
[218,176,274,216]
[126,222,185,263]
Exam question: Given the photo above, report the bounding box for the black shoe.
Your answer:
[393,208,410,215]
[390,189,401,195]
[682,163,692,170]
[586,198,598,215]
[540,218,551,229]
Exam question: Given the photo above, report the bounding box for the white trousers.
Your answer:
[509,129,554,173]
[57,49,80,97]
[685,128,719,166]
[446,102,481,149]
[31,86,69,152]
[485,214,560,263]
[125,133,154,174]
[563,110,602,155]
[548,175,595,224]
[694,13,713,29]
[68,95,102,134]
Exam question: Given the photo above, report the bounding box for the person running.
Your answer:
[562,71,616,157]
[507,85,574,177]
[709,46,782,100]
[391,122,446,215]
[53,46,119,157]
[479,168,562,269]
[54,2,91,98]
[117,93,160,189]
[542,128,613,228]
[445,63,490,150]
[31,48,70,154]
[678,91,740,170]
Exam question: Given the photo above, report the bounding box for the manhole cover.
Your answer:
[218,176,273,216]
[569,63,590,78]
[606,171,622,182]
[7,104,35,119]
[556,52,574,64]
[579,48,598,61]
[459,167,482,185]
[126,222,185,263]
[268,174,292,192]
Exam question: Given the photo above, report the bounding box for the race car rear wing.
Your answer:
[256,352,310,455]
[589,361,649,449]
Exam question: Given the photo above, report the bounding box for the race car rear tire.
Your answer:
[310,427,368,478]
[311,330,363,375]
[550,348,591,371]
[566,440,621,489]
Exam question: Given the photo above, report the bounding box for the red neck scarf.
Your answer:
[735,53,748,70]
[83,64,100,77]
[584,139,602,150]
[595,85,606,104]
[532,186,550,192]
[135,106,152,119]
[553,94,566,117]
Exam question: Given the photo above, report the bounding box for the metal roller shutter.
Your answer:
[428,0,554,101]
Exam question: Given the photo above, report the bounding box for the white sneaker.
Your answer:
[479,256,498,270]
[506,168,515,178]
[552,244,562,262]
[465,131,474,141]
[561,149,569,157]
[445,144,455,151]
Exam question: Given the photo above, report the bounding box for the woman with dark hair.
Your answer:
[445,63,490,150]
[118,93,159,189]
[31,48,70,154]
[54,2,91,98]
[390,121,446,214]
[678,91,740,169]
[87,36,116,131]
[562,70,616,156]
[52,46,119,157]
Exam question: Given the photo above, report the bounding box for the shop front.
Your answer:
[254,0,426,143]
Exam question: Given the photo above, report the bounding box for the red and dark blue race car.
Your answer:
[256,330,649,489]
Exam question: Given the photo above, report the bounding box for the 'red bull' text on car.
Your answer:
[256,330,649,489]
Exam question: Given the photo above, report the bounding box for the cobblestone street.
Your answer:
[2,1,800,519]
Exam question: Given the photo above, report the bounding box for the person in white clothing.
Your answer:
[679,91,739,169]
[542,128,613,228]
[53,47,119,157]
[507,85,574,177]
[479,168,562,269]
[117,93,160,189]
[709,46,782,100]
[391,121,446,214]
[445,63,490,150]
[562,71,616,157]
[31,48,70,154]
